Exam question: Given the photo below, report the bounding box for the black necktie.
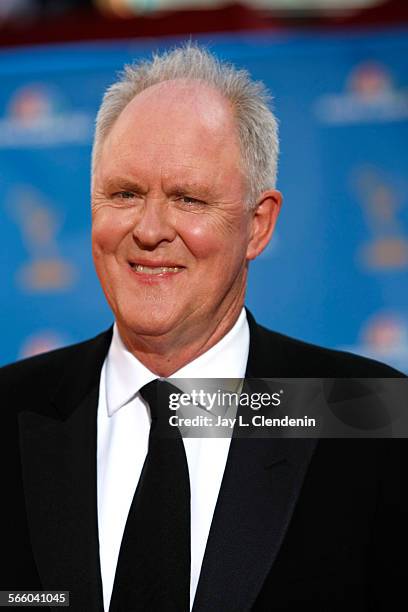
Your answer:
[109,379,191,612]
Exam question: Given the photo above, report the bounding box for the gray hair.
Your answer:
[92,43,279,208]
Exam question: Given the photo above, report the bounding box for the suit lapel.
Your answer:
[192,312,317,612]
[19,329,112,612]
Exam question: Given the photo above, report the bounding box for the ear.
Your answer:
[246,190,282,261]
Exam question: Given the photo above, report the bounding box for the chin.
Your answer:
[118,307,182,338]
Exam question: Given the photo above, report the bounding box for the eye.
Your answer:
[178,195,204,206]
[115,191,135,200]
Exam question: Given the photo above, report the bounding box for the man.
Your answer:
[0,44,406,611]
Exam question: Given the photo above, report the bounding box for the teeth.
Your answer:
[132,264,180,274]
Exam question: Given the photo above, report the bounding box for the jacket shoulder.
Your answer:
[0,329,112,403]
[252,320,403,377]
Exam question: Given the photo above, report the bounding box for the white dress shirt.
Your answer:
[97,308,250,612]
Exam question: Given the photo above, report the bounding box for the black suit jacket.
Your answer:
[0,311,406,611]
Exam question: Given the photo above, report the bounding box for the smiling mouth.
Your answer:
[129,263,183,275]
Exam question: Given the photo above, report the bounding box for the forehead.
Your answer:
[115,78,236,139]
[96,79,244,187]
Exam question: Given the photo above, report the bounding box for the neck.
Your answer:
[117,297,245,377]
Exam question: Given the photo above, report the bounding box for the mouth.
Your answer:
[128,262,184,276]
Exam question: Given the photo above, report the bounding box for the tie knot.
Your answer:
[139,379,159,417]
[139,379,180,422]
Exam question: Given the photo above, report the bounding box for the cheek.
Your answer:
[182,220,219,259]
[92,210,132,255]
[178,214,248,261]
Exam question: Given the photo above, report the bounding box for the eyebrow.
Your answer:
[168,183,212,198]
[103,176,212,198]
[103,177,147,194]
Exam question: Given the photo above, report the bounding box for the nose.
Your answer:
[132,198,176,249]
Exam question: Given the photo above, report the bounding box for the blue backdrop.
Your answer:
[1,29,408,371]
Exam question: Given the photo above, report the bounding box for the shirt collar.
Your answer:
[105,308,249,417]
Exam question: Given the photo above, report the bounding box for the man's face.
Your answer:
[92,80,270,344]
